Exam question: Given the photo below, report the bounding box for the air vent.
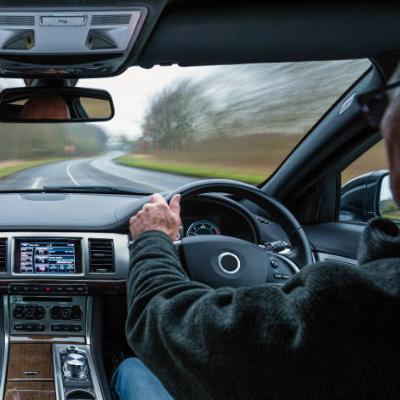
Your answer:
[88,239,114,273]
[0,238,7,273]
[91,14,131,25]
[0,15,35,26]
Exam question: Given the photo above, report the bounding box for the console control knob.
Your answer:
[63,352,88,380]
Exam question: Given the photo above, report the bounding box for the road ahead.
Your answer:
[0,152,197,193]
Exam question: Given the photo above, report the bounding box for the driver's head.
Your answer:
[21,94,70,120]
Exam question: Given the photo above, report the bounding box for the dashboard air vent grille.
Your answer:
[88,238,114,273]
[0,15,35,25]
[91,14,131,25]
[0,238,7,272]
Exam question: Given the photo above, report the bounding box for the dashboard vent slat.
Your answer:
[0,238,7,272]
[91,14,131,25]
[88,238,114,273]
[0,15,35,25]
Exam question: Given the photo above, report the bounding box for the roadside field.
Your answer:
[118,134,388,185]
[0,158,65,178]
[118,134,302,184]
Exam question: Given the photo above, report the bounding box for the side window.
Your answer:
[340,140,389,222]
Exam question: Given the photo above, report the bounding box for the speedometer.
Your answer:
[186,220,222,236]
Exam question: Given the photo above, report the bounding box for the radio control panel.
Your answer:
[9,295,86,335]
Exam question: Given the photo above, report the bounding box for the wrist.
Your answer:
[130,229,173,244]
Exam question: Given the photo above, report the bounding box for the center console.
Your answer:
[0,232,128,400]
[3,294,104,400]
[3,293,104,400]
[9,294,86,336]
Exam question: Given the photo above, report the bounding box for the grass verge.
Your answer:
[116,156,265,184]
[0,158,65,178]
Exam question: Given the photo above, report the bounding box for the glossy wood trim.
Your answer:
[5,381,55,400]
[7,343,53,381]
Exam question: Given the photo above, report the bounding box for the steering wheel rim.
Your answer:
[167,179,313,269]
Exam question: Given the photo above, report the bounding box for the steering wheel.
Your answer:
[165,179,313,288]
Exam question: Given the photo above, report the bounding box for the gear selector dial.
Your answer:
[63,350,89,380]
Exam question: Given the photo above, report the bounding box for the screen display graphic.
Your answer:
[19,241,76,274]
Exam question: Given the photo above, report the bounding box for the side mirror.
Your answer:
[379,175,400,221]
[0,87,114,123]
[340,170,393,222]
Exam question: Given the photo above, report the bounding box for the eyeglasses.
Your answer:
[357,81,400,130]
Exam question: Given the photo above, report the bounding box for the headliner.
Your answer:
[0,1,398,77]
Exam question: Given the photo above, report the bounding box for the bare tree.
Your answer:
[141,79,212,151]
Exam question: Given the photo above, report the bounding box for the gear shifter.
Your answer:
[63,349,89,379]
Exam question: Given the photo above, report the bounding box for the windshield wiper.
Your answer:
[42,185,152,195]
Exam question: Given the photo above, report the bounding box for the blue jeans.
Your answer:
[112,357,173,400]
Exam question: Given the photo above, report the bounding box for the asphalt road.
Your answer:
[0,152,197,193]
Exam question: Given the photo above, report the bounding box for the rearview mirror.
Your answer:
[0,87,114,122]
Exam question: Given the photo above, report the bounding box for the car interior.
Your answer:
[0,1,397,399]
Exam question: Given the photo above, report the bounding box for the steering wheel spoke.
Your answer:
[177,235,270,288]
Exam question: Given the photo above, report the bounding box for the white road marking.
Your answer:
[66,162,79,186]
[90,157,170,192]
[31,177,42,189]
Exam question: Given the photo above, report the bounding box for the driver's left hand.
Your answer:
[129,193,182,241]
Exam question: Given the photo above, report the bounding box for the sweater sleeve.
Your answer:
[125,231,304,398]
[358,217,400,264]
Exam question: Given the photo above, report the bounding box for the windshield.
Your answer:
[0,60,369,193]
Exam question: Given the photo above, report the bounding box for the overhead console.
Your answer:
[0,5,159,78]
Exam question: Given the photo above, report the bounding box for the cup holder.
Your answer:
[66,389,95,400]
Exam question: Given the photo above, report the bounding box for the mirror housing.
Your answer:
[0,86,114,123]
[340,170,390,222]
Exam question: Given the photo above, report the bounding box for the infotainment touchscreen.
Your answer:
[15,239,81,274]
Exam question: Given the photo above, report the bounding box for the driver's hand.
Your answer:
[129,193,182,241]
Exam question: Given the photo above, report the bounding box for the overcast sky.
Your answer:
[0,59,369,139]
[80,65,216,138]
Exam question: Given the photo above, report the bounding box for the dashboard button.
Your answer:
[50,306,62,320]
[270,259,279,269]
[13,324,24,331]
[72,325,82,332]
[71,306,82,320]
[62,308,72,320]
[76,286,85,293]
[23,306,34,319]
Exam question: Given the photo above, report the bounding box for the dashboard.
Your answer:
[0,193,263,295]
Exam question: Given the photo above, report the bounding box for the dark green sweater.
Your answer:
[126,218,400,399]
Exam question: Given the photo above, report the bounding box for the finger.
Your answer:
[142,203,152,213]
[150,193,165,204]
[169,194,181,213]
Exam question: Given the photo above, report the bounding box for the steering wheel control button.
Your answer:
[218,252,241,274]
[270,258,279,269]
[273,273,290,280]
